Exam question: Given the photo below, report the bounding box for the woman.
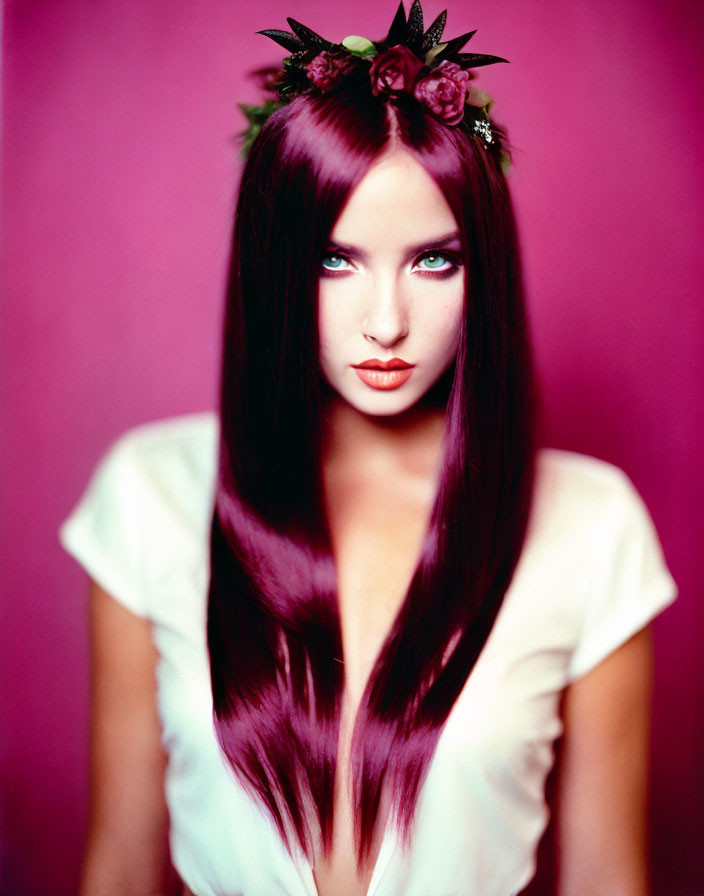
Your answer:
[61,3,676,894]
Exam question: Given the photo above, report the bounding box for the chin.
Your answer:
[357,400,418,418]
[337,383,446,419]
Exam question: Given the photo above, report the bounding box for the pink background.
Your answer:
[2,0,702,893]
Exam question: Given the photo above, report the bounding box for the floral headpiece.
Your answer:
[239,0,508,158]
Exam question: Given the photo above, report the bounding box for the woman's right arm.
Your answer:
[80,579,175,896]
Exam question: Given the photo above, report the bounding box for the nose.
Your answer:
[362,276,409,349]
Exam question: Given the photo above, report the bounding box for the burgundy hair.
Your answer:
[208,88,535,864]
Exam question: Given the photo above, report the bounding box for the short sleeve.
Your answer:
[566,470,677,682]
[59,429,152,617]
[60,413,218,624]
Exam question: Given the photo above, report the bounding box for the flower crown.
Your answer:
[239,0,508,158]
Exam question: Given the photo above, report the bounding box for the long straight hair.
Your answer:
[208,87,535,863]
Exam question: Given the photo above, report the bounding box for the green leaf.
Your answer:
[342,35,377,58]
[238,99,282,128]
[425,42,447,66]
[238,98,286,159]
[240,123,262,158]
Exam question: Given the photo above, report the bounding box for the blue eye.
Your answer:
[419,254,450,270]
[414,252,462,276]
[321,254,350,272]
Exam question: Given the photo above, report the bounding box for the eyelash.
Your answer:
[320,250,464,280]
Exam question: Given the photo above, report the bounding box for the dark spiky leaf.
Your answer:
[281,51,315,88]
[440,29,476,56]
[257,29,304,53]
[404,0,424,53]
[422,10,447,52]
[456,52,509,68]
[286,18,335,51]
[428,30,478,66]
[383,2,407,46]
[282,50,312,70]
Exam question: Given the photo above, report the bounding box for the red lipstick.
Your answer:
[352,358,414,390]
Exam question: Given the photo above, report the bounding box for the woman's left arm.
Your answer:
[556,624,654,896]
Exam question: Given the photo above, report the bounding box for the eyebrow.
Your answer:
[325,231,463,264]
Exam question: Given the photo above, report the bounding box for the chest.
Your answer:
[312,467,436,895]
[154,552,577,896]
[324,461,435,700]
[156,581,572,896]
[152,450,587,895]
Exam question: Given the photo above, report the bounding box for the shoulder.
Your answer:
[535,447,642,512]
[75,411,220,547]
[98,412,219,523]
[528,449,676,681]
[530,448,656,550]
[529,447,672,587]
[103,411,218,481]
[60,412,219,620]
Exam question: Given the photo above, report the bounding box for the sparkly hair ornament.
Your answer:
[239,0,508,158]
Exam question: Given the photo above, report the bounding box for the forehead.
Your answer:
[329,150,458,247]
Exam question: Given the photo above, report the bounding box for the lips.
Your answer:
[352,357,415,390]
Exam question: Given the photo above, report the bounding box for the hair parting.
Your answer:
[208,88,535,865]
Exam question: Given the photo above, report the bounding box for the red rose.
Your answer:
[370,46,423,97]
[413,61,470,125]
[307,52,357,92]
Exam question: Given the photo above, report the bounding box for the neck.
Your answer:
[323,396,447,480]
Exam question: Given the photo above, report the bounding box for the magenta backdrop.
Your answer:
[2,0,702,893]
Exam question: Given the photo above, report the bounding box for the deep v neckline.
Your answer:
[287,615,502,896]
[293,821,399,896]
[303,691,398,896]
[306,402,448,896]
[288,668,480,896]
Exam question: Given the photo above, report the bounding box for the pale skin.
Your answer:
[81,152,653,896]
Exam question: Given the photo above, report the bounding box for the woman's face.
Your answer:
[318,150,465,417]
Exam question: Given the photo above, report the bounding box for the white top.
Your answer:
[60,413,677,896]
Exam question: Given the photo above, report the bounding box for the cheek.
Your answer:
[422,291,464,363]
[317,289,355,369]
[317,295,337,357]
